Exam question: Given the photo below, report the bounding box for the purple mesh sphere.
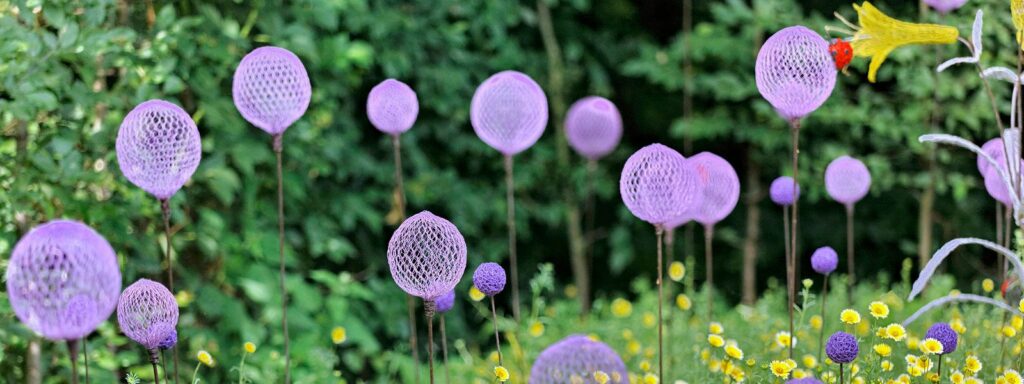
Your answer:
[787,379,824,384]
[387,211,468,301]
[470,70,549,156]
[978,138,1005,175]
[811,246,838,275]
[436,290,456,313]
[690,152,741,226]
[620,144,702,226]
[5,220,121,341]
[232,46,312,135]
[755,26,837,121]
[529,335,628,384]
[115,99,202,200]
[472,262,506,297]
[925,323,958,354]
[924,0,968,13]
[367,79,419,135]
[565,96,622,161]
[770,176,800,206]
[157,329,177,350]
[664,210,693,231]
[825,156,871,206]
[117,279,179,350]
[825,331,859,364]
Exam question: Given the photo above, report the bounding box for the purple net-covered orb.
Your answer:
[690,152,741,226]
[925,322,958,355]
[620,144,702,226]
[387,211,468,301]
[367,79,419,135]
[787,379,824,384]
[436,290,456,314]
[825,156,871,206]
[472,262,506,297]
[529,335,628,384]
[117,279,179,350]
[5,220,121,341]
[232,46,312,136]
[924,0,968,13]
[565,96,622,161]
[825,331,859,364]
[157,329,178,350]
[664,210,692,231]
[755,26,837,122]
[470,70,549,156]
[811,246,838,275]
[770,176,800,206]
[115,99,202,200]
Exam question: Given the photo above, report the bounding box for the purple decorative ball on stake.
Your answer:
[787,379,824,384]
[115,99,202,200]
[470,70,549,156]
[620,144,701,226]
[529,335,628,384]
[811,246,839,275]
[565,96,623,160]
[925,323,958,355]
[755,26,837,122]
[472,262,507,297]
[770,176,800,206]
[232,46,312,135]
[387,211,468,301]
[825,156,872,206]
[117,279,179,351]
[690,152,741,226]
[825,331,859,364]
[367,79,419,135]
[435,290,456,314]
[924,0,968,13]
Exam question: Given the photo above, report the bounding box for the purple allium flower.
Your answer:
[157,329,177,350]
[565,96,622,161]
[811,246,839,275]
[825,331,859,364]
[117,279,179,351]
[825,156,871,206]
[367,79,419,135]
[690,152,741,226]
[787,379,824,384]
[232,46,312,135]
[387,211,468,301]
[6,220,121,341]
[470,70,549,156]
[435,290,456,314]
[116,100,202,200]
[925,323,958,355]
[473,262,507,297]
[770,176,800,206]
[755,26,837,121]
[924,0,968,13]
[620,144,702,226]
[529,335,628,384]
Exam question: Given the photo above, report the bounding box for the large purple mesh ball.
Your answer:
[232,46,312,135]
[436,290,456,314]
[367,79,419,135]
[755,26,837,122]
[387,211,468,301]
[620,144,701,226]
[529,335,628,384]
[115,99,202,200]
[472,262,506,297]
[825,156,871,206]
[565,96,622,161]
[470,70,549,156]
[664,210,692,231]
[117,279,179,350]
[811,246,838,275]
[5,220,121,341]
[690,152,740,226]
[825,331,859,364]
[924,0,967,13]
[770,176,800,206]
[925,323,958,355]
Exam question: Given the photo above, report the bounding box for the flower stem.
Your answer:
[440,315,450,384]
[149,349,162,384]
[819,277,828,366]
[238,353,248,384]
[504,155,520,322]
[392,134,421,384]
[788,119,801,360]
[656,224,665,382]
[425,301,435,384]
[705,224,714,321]
[489,296,503,366]
[846,204,855,303]
[273,134,291,384]
[67,340,79,384]
[191,362,200,384]
[160,200,181,384]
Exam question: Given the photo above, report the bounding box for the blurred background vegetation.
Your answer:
[0,0,1020,382]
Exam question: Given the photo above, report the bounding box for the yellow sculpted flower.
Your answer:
[847,2,958,83]
[920,338,944,355]
[951,370,964,384]
[643,312,656,328]
[593,371,609,384]
[244,342,256,354]
[331,326,347,344]
[494,366,510,382]
[197,350,214,367]
[708,334,725,348]
[884,323,907,341]
[611,298,632,318]
[725,343,744,360]
[964,355,982,375]
[676,294,692,311]
[669,261,685,282]
[841,309,862,325]
[709,322,724,335]
[770,360,793,379]
[869,301,890,319]
[469,286,486,301]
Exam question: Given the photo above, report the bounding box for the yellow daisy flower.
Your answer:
[874,343,892,357]
[920,338,944,355]
[884,323,907,341]
[331,326,347,344]
[709,322,724,335]
[593,371,609,384]
[964,355,982,374]
[243,342,256,354]
[197,350,214,367]
[494,366,510,382]
[469,286,486,301]
[841,309,862,325]
[676,294,692,311]
[611,298,632,318]
[669,261,685,282]
[984,278,996,293]
[708,334,725,348]
[770,360,793,379]
[869,301,890,319]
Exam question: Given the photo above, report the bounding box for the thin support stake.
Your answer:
[273,135,291,384]
[504,155,520,322]
[150,349,162,384]
[68,340,79,384]
[705,224,714,320]
[818,276,829,365]
[392,134,420,384]
[846,204,856,303]
[425,301,436,384]
[788,119,801,359]
[440,315,450,384]
[82,337,90,384]
[160,199,180,384]
[656,225,665,383]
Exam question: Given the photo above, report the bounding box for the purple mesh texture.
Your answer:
[825,156,871,206]
[770,176,800,206]
[472,262,506,297]
[232,46,312,135]
[978,138,1005,175]
[387,211,468,301]
[565,96,622,161]
[367,79,419,135]
[436,290,456,314]
[925,322,958,354]
[115,99,202,200]
[620,143,702,226]
[811,246,838,275]
[690,152,740,226]
[924,0,967,13]
[825,331,859,364]
[787,379,824,384]
[5,220,121,341]
[529,335,628,384]
[117,278,179,350]
[755,26,837,121]
[470,70,549,156]
[157,329,178,350]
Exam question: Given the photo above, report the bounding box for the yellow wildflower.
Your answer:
[874,343,892,357]
[611,298,632,318]
[494,366,510,382]
[775,331,796,348]
[469,286,486,301]
[951,370,964,384]
[881,359,894,371]
[331,326,347,344]
[729,367,746,382]
[1019,298,1024,313]
[669,261,685,282]
[770,360,793,379]
[643,373,658,384]
[810,315,823,330]
[725,343,744,360]
[841,309,862,325]
[244,342,256,354]
[197,350,214,367]
[639,360,651,372]
[1015,316,1024,331]
[885,323,907,341]
[984,278,996,293]
[869,301,890,319]
[803,354,817,369]
[529,321,545,337]
[676,294,692,311]
[708,334,725,348]
[593,371,609,384]
[920,338,944,355]
[951,318,966,334]
[1007,369,1024,384]
[847,2,958,83]
[642,312,656,328]
[964,355,982,374]
[907,336,920,350]
[709,322,724,335]
[1005,325,1019,338]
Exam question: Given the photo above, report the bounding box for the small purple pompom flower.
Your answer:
[811,246,839,275]
[473,262,507,297]
[925,323,958,355]
[825,331,859,364]
[770,176,800,206]
[117,279,179,351]
[157,329,177,350]
[436,290,456,314]
[787,378,824,384]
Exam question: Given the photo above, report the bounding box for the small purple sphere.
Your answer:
[620,144,702,226]
[925,323,958,355]
[529,335,628,383]
[690,152,741,226]
[770,176,800,206]
[755,26,837,121]
[565,96,623,161]
[436,290,456,313]
[232,46,312,135]
[825,331,859,364]
[157,329,178,350]
[924,0,968,13]
[811,246,839,275]
[473,262,507,297]
[470,70,549,156]
[387,211,468,301]
[367,79,419,135]
[825,156,871,206]
[117,279,179,351]
[116,99,202,200]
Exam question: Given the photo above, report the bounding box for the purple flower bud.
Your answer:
[825,331,859,364]
[117,279,179,351]
[436,290,456,314]
[367,79,419,135]
[473,262,506,297]
[157,329,178,350]
[925,322,958,355]
[811,246,839,275]
[770,176,800,206]
[530,335,627,383]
